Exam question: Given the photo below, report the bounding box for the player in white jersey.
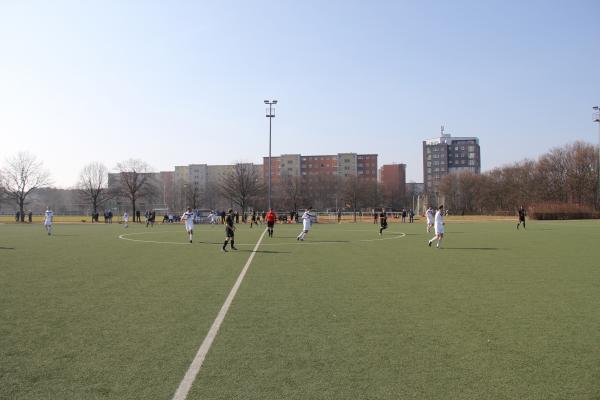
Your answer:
[296,207,314,241]
[123,211,129,228]
[43,207,53,235]
[425,206,435,233]
[428,205,445,248]
[181,207,195,243]
[208,211,217,225]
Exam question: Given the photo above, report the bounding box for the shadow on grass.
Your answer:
[236,250,292,254]
[444,247,504,251]
[0,247,15,250]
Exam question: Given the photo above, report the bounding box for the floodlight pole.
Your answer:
[265,100,277,210]
[594,106,600,208]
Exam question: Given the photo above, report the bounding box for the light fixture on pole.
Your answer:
[265,99,278,210]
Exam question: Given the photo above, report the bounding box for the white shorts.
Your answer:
[427,219,433,225]
[185,222,194,232]
[303,222,311,231]
[435,226,445,235]
[44,221,52,226]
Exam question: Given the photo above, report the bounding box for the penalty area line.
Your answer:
[171,228,268,400]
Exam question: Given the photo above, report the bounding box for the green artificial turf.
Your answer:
[1,220,599,399]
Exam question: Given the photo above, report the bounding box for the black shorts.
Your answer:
[519,217,525,222]
[267,221,274,228]
[226,228,234,238]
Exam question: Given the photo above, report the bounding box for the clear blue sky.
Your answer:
[1,0,598,187]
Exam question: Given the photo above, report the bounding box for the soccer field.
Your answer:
[1,220,599,399]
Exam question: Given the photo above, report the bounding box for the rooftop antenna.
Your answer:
[441,125,445,135]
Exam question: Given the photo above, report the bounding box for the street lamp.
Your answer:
[265,99,277,210]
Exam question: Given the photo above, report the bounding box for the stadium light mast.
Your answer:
[265,99,277,210]
[594,106,600,207]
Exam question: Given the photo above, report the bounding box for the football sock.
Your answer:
[222,240,228,250]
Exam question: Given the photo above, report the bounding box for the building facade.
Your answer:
[422,132,481,194]
[263,153,378,183]
[378,163,407,207]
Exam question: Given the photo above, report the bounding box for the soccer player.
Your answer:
[208,210,218,226]
[266,208,276,237]
[250,210,257,228]
[43,207,53,235]
[222,209,237,252]
[123,211,129,228]
[517,206,526,230]
[425,206,434,233]
[181,207,195,243]
[379,208,388,235]
[428,205,445,249]
[296,207,314,241]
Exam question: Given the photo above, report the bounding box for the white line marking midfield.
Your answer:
[171,229,268,400]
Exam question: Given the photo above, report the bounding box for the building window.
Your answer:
[469,160,475,166]
[427,162,432,167]
[468,145,475,152]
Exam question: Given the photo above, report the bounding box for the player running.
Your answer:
[123,211,129,228]
[181,207,195,243]
[428,205,445,249]
[222,209,237,252]
[266,208,276,238]
[425,206,434,233]
[296,207,314,241]
[43,207,53,235]
[517,206,526,230]
[379,208,388,235]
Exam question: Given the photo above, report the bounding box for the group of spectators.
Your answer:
[14,210,33,223]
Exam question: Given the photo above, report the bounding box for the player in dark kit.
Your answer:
[379,208,388,235]
[517,206,526,230]
[222,209,238,252]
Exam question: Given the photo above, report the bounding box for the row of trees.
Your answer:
[437,141,598,214]
[2,140,598,219]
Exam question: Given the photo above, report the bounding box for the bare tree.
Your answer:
[0,152,51,221]
[77,162,111,215]
[115,159,154,220]
[182,184,201,209]
[340,176,370,222]
[218,163,263,214]
[279,175,304,213]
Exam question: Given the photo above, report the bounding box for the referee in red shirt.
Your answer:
[266,208,277,238]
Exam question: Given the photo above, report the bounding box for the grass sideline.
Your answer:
[1,220,599,399]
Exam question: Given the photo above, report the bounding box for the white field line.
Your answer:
[171,228,268,400]
[119,231,406,246]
